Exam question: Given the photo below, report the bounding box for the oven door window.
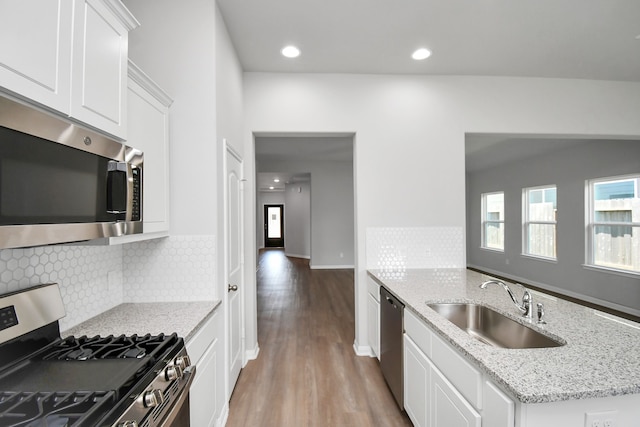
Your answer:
[0,126,125,225]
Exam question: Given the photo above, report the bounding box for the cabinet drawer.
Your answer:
[404,309,432,358]
[431,332,482,410]
[367,276,380,301]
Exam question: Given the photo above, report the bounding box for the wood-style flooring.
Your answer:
[226,249,412,426]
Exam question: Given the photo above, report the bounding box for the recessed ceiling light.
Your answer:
[281,45,301,58]
[269,186,274,190]
[274,178,280,183]
[412,48,432,60]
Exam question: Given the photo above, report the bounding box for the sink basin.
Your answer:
[427,303,564,349]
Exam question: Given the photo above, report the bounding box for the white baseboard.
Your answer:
[216,404,229,427]
[353,341,375,357]
[245,343,260,362]
[285,252,310,259]
[310,264,355,270]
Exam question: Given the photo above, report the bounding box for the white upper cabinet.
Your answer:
[70,0,138,139]
[127,61,172,237]
[0,0,73,113]
[0,0,138,139]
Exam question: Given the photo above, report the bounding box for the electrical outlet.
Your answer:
[585,411,617,427]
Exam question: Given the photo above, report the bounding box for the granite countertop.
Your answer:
[368,268,640,404]
[62,300,221,343]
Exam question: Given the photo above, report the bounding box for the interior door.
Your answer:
[264,204,284,247]
[225,143,243,396]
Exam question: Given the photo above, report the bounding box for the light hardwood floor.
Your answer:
[226,249,412,426]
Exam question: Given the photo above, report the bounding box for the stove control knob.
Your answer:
[175,355,191,370]
[143,389,165,408]
[120,422,138,427]
[165,364,183,381]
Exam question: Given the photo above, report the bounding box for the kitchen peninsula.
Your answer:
[368,268,640,426]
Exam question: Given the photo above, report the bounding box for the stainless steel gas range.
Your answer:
[0,284,195,427]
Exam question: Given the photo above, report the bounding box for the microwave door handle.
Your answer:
[106,161,130,218]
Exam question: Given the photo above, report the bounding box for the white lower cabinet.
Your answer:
[403,309,513,427]
[187,308,225,427]
[431,366,481,427]
[367,293,379,358]
[404,336,431,427]
[367,276,380,358]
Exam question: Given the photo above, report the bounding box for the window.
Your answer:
[482,192,504,251]
[523,186,557,259]
[587,175,640,274]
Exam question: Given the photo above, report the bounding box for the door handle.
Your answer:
[228,284,238,292]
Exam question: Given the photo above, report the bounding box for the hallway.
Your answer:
[226,249,412,426]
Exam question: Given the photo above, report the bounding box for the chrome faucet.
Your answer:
[479,280,533,318]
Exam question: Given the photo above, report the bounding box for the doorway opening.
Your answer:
[264,204,284,247]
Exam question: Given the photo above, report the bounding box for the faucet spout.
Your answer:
[479,280,533,318]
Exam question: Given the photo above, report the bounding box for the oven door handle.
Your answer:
[159,365,196,427]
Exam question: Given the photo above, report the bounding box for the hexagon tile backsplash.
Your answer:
[0,245,124,331]
[123,235,216,302]
[366,226,464,270]
[0,235,217,331]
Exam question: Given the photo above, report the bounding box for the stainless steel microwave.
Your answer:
[0,96,143,249]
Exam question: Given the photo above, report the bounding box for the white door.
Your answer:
[225,142,243,396]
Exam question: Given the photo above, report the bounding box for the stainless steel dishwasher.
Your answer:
[380,285,404,409]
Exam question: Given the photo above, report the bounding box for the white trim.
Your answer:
[353,341,375,357]
[468,264,640,318]
[582,263,640,279]
[128,60,173,106]
[310,264,355,270]
[216,405,229,427]
[244,343,260,362]
[100,0,140,30]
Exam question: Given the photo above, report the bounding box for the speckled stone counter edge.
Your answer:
[368,268,640,404]
[62,300,221,343]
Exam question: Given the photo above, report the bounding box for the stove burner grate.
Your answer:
[0,390,115,427]
[40,333,173,361]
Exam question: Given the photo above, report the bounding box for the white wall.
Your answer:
[467,140,640,316]
[243,73,640,352]
[284,182,311,259]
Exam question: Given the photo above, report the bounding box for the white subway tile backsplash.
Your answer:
[366,227,464,270]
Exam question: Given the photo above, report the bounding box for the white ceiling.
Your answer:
[217,0,640,81]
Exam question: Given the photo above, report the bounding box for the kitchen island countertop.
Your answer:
[368,268,640,404]
[62,300,221,343]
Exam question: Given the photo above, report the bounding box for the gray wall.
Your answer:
[284,182,311,259]
[257,159,354,268]
[466,140,640,316]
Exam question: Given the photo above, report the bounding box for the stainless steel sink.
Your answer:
[427,303,564,349]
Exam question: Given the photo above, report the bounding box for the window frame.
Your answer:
[522,185,557,260]
[586,174,640,275]
[481,191,504,252]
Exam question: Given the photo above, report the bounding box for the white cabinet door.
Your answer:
[70,0,137,139]
[431,367,481,427]
[483,381,515,427]
[190,337,219,427]
[127,63,172,236]
[404,335,431,427]
[367,293,379,358]
[0,0,72,112]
